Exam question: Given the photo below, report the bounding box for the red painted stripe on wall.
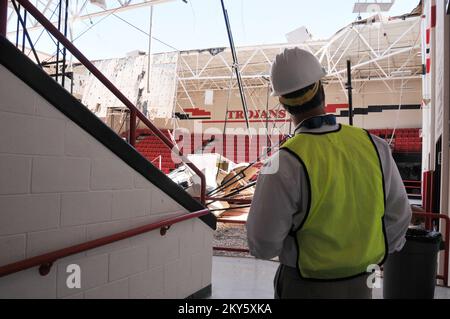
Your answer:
[184,108,212,117]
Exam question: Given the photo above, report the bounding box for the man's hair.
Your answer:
[281,81,325,115]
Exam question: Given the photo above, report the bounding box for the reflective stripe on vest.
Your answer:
[282,124,387,280]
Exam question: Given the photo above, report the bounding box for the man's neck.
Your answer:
[292,108,326,127]
[294,114,339,134]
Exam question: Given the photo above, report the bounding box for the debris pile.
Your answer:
[168,153,259,217]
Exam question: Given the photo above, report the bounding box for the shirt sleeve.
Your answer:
[371,135,412,253]
[246,150,303,260]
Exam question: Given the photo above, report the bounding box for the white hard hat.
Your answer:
[270,47,326,97]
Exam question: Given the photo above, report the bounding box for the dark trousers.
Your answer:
[274,264,372,299]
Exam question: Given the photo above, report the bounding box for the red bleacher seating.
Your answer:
[134,130,177,174]
[368,128,422,154]
[132,128,422,175]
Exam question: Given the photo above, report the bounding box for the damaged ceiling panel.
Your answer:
[73,52,179,119]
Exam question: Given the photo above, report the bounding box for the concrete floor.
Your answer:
[211,256,277,299]
[210,256,450,299]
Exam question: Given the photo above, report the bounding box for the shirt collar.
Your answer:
[294,114,340,135]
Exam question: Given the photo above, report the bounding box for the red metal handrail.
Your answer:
[13,0,206,205]
[0,209,210,278]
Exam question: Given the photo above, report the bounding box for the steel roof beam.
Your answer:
[7,0,176,35]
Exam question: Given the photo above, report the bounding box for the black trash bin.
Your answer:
[383,227,442,299]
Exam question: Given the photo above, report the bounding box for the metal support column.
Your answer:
[346,59,354,126]
[10,0,41,65]
[220,0,250,131]
[61,0,69,88]
[265,84,270,151]
[55,0,62,83]
[129,109,137,147]
[146,5,153,93]
[21,9,26,52]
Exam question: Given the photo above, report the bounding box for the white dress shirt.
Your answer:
[247,122,412,268]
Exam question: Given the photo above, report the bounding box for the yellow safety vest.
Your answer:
[282,124,387,280]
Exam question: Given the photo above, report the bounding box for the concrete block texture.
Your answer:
[0,234,26,265]
[128,266,164,299]
[35,94,66,120]
[0,65,36,116]
[0,112,65,156]
[26,226,87,258]
[151,188,184,214]
[61,191,112,226]
[111,189,151,220]
[64,122,116,159]
[0,155,32,195]
[148,231,180,270]
[91,159,134,190]
[85,220,132,256]
[163,260,179,299]
[56,254,109,298]
[0,194,60,236]
[0,267,57,299]
[32,157,91,193]
[84,279,129,299]
[0,66,213,299]
[109,245,148,281]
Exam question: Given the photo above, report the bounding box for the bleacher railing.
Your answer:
[404,180,422,200]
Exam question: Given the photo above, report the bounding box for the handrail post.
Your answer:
[199,173,206,205]
[129,109,137,147]
[0,0,7,36]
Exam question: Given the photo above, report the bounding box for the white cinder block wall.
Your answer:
[0,64,213,299]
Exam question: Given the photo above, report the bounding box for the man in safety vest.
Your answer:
[247,48,412,299]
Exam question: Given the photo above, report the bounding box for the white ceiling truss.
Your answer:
[6,1,422,111]
[176,13,422,104]
[6,0,177,36]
